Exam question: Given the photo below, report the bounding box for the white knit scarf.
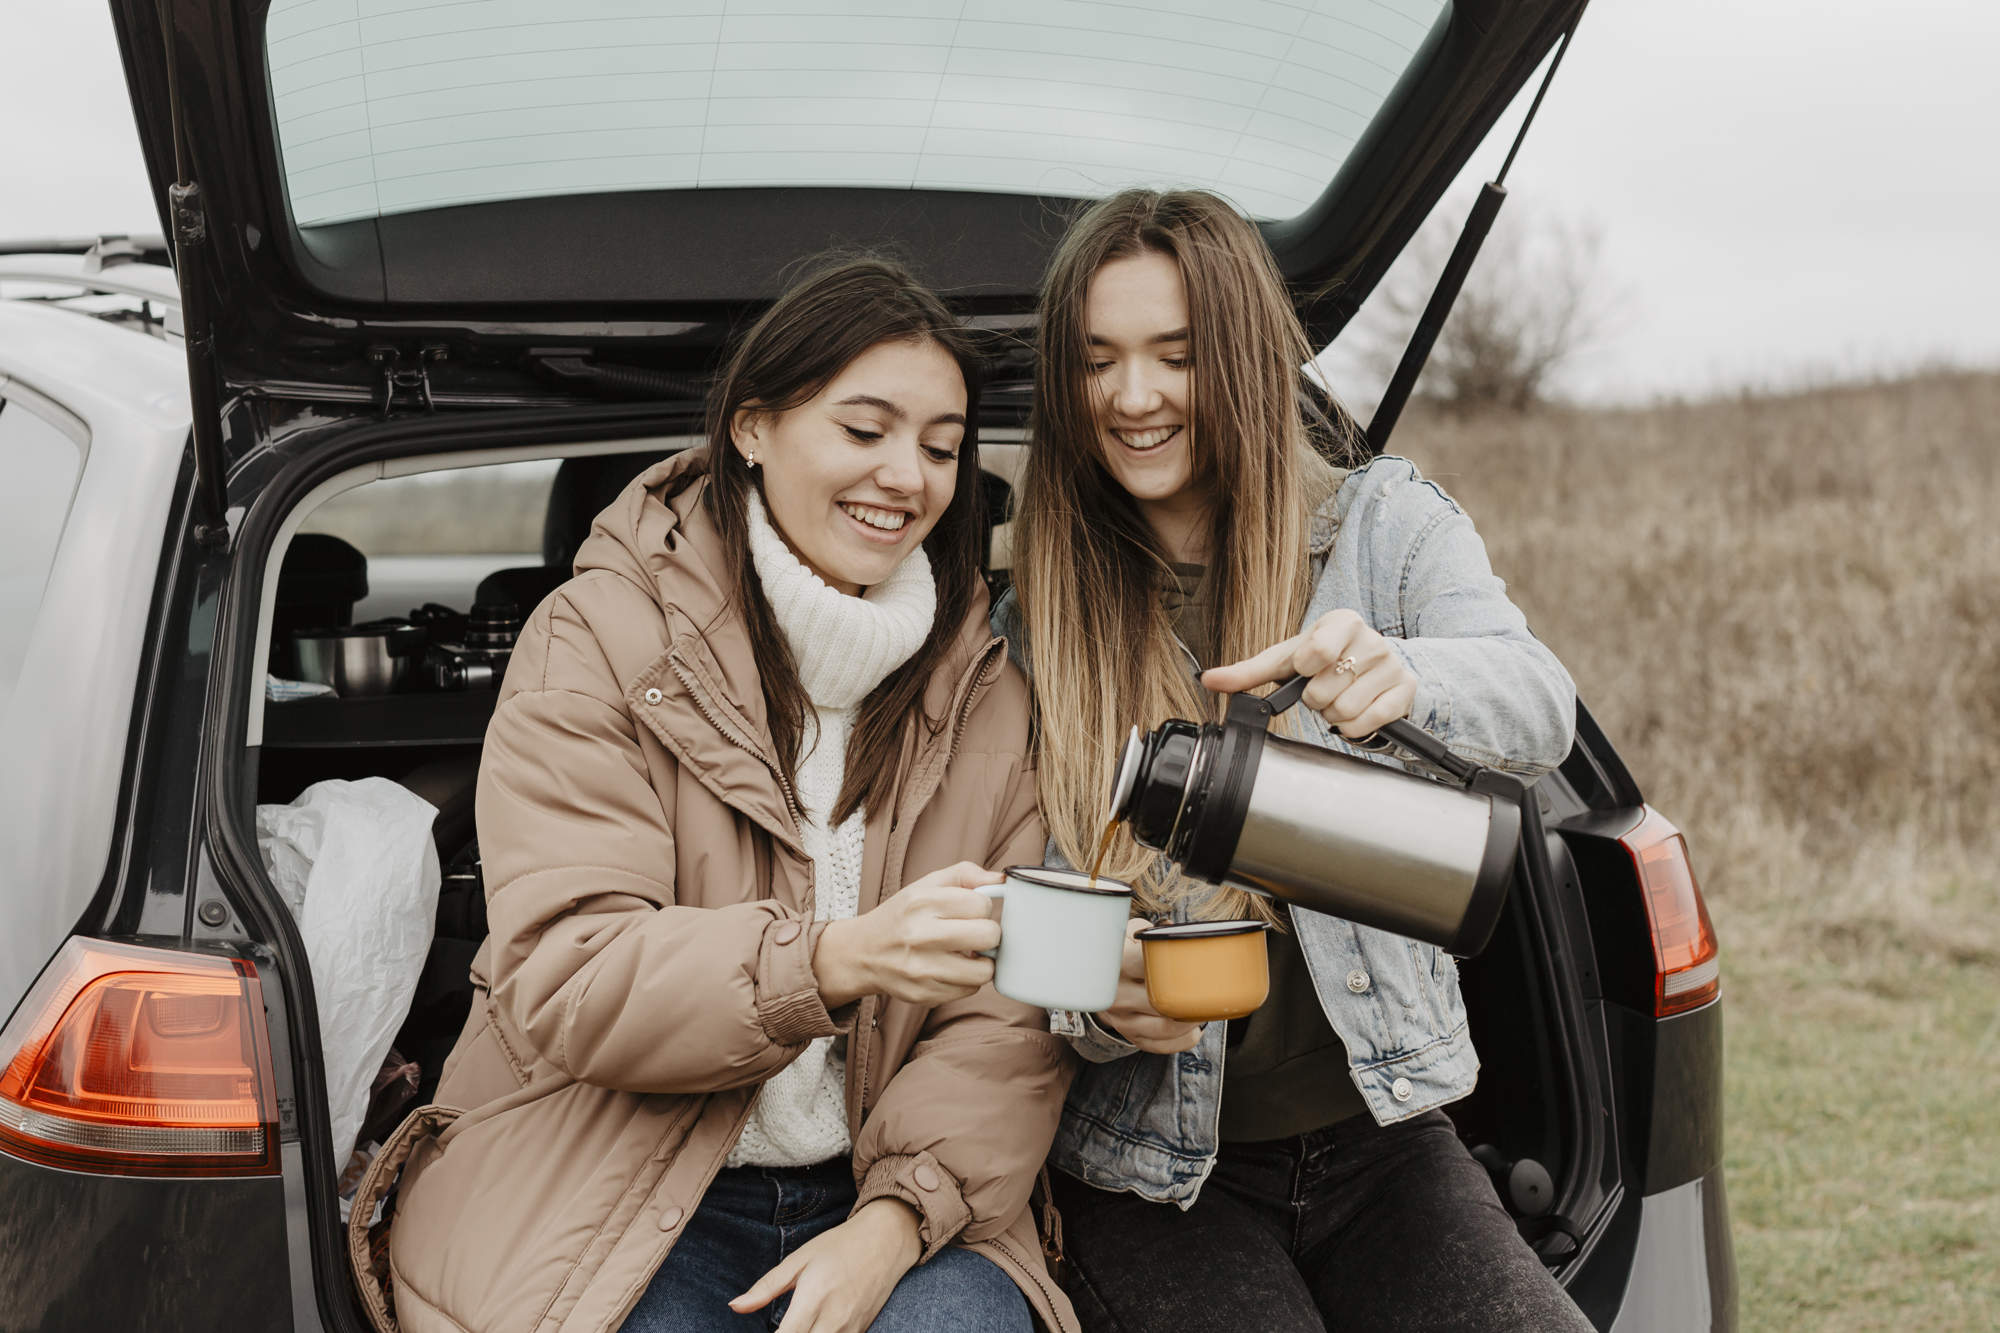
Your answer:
[726,489,936,1167]
[743,487,937,710]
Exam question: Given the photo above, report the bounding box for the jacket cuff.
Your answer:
[852,1151,971,1262]
[753,917,839,1047]
[1058,1010,1142,1064]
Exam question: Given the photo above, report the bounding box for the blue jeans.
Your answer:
[620,1158,1031,1333]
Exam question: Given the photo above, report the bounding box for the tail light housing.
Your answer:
[1619,808,1720,1016]
[0,938,279,1176]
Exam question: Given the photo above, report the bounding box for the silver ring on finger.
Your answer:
[1332,655,1359,678]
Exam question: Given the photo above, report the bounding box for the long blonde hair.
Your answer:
[1015,188,1354,922]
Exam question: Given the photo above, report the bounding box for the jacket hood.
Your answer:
[573,447,733,629]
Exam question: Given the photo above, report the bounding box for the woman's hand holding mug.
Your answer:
[1098,919,1205,1054]
[1202,608,1419,741]
[813,861,1002,1008]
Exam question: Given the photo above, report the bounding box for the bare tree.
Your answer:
[1351,204,1622,414]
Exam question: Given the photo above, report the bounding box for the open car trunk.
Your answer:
[106,0,1615,1321]
[222,410,1620,1328]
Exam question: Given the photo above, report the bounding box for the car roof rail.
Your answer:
[0,234,171,265]
[0,251,182,310]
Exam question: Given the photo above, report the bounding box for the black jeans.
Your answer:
[1051,1111,1594,1333]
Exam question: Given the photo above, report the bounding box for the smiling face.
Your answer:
[1084,249,1204,556]
[735,337,967,596]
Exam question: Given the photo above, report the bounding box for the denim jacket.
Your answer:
[991,455,1576,1206]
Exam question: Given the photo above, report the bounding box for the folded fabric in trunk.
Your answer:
[256,777,441,1167]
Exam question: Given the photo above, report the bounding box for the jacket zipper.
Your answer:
[975,1234,1079,1333]
[939,640,1006,773]
[852,637,1007,1117]
[664,654,809,837]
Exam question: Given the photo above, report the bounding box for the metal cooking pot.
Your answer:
[291,619,426,697]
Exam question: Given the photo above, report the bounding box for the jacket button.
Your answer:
[657,1206,684,1231]
[913,1164,941,1191]
[643,687,663,705]
[1346,969,1370,994]
[774,922,802,945]
[1390,1077,1413,1102]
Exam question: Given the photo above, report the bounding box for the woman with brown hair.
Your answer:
[997,189,1591,1330]
[369,259,1076,1333]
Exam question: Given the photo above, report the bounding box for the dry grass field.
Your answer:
[1397,371,2000,1331]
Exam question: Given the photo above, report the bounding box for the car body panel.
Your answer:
[0,301,192,1019]
[0,1149,292,1332]
[1613,999,1727,1195]
[1607,1175,1737,1332]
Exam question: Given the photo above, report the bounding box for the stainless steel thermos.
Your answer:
[1105,675,1526,956]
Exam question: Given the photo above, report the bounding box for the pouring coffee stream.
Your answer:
[1103,674,1528,957]
[1087,818,1121,891]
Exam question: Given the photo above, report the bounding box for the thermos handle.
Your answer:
[1262,673,1312,714]
[1262,674,1481,783]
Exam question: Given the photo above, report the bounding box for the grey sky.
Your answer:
[7,0,1996,403]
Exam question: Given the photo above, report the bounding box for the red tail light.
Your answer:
[1619,808,1720,1016]
[0,938,279,1176]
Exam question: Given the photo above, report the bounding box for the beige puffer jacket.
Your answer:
[365,449,1077,1333]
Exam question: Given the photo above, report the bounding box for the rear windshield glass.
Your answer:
[265,0,1447,229]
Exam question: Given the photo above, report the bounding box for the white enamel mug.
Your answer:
[976,866,1134,1011]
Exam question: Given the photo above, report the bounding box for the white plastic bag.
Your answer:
[256,777,440,1169]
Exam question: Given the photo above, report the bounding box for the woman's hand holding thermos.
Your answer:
[813,861,1004,1007]
[1202,609,1419,740]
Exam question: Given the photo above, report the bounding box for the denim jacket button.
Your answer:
[1346,969,1371,994]
[1391,1077,1413,1102]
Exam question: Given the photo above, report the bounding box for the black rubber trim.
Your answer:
[1511,782,1605,1238]
[1567,699,1645,809]
[1450,768,1526,957]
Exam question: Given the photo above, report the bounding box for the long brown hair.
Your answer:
[1016,189,1354,921]
[704,257,985,823]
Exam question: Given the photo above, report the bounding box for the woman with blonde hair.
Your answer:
[997,189,1591,1330]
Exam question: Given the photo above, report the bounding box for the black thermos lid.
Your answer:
[1124,720,1199,853]
[1181,693,1272,884]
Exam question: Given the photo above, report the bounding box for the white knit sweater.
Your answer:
[725,492,936,1167]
